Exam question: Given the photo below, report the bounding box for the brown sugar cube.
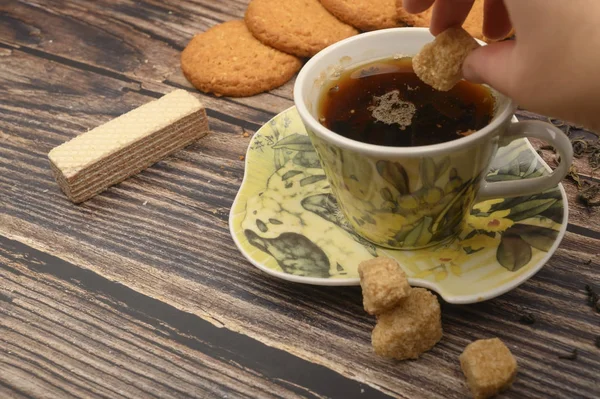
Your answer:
[372,288,442,360]
[358,257,410,315]
[413,27,480,91]
[460,338,518,399]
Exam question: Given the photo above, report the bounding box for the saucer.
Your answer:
[229,107,568,304]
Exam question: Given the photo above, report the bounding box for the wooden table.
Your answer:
[1,1,599,398]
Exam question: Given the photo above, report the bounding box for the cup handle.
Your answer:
[477,120,574,201]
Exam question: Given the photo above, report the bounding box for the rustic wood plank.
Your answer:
[1,236,389,399]
[2,204,599,399]
[0,0,295,117]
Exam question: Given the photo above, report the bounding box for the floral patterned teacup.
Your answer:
[293,28,573,250]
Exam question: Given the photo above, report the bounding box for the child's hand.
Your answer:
[404,0,600,130]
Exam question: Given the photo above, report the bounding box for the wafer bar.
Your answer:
[49,89,209,203]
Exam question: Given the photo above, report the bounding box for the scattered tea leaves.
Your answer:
[584,284,600,312]
[548,117,565,127]
[588,292,599,307]
[564,125,572,136]
[578,183,600,207]
[518,313,535,325]
[567,165,583,189]
[591,150,600,169]
[572,139,588,157]
[558,348,578,360]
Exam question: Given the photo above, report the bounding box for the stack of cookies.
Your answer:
[180,0,494,98]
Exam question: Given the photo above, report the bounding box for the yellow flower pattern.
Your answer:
[472,198,505,213]
[467,209,515,232]
[460,234,500,251]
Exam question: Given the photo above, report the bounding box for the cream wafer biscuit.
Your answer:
[49,90,209,203]
[54,112,199,192]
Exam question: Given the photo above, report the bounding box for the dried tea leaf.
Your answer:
[578,183,600,207]
[518,313,535,325]
[567,165,583,189]
[590,149,600,169]
[548,117,564,126]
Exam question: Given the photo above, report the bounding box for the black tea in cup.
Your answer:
[318,57,495,147]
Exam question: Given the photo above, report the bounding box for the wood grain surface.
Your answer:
[1,1,599,398]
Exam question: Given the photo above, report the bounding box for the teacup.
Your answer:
[293,28,573,250]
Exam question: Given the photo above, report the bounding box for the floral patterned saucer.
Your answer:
[229,107,568,304]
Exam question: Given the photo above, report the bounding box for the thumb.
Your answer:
[462,40,518,97]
